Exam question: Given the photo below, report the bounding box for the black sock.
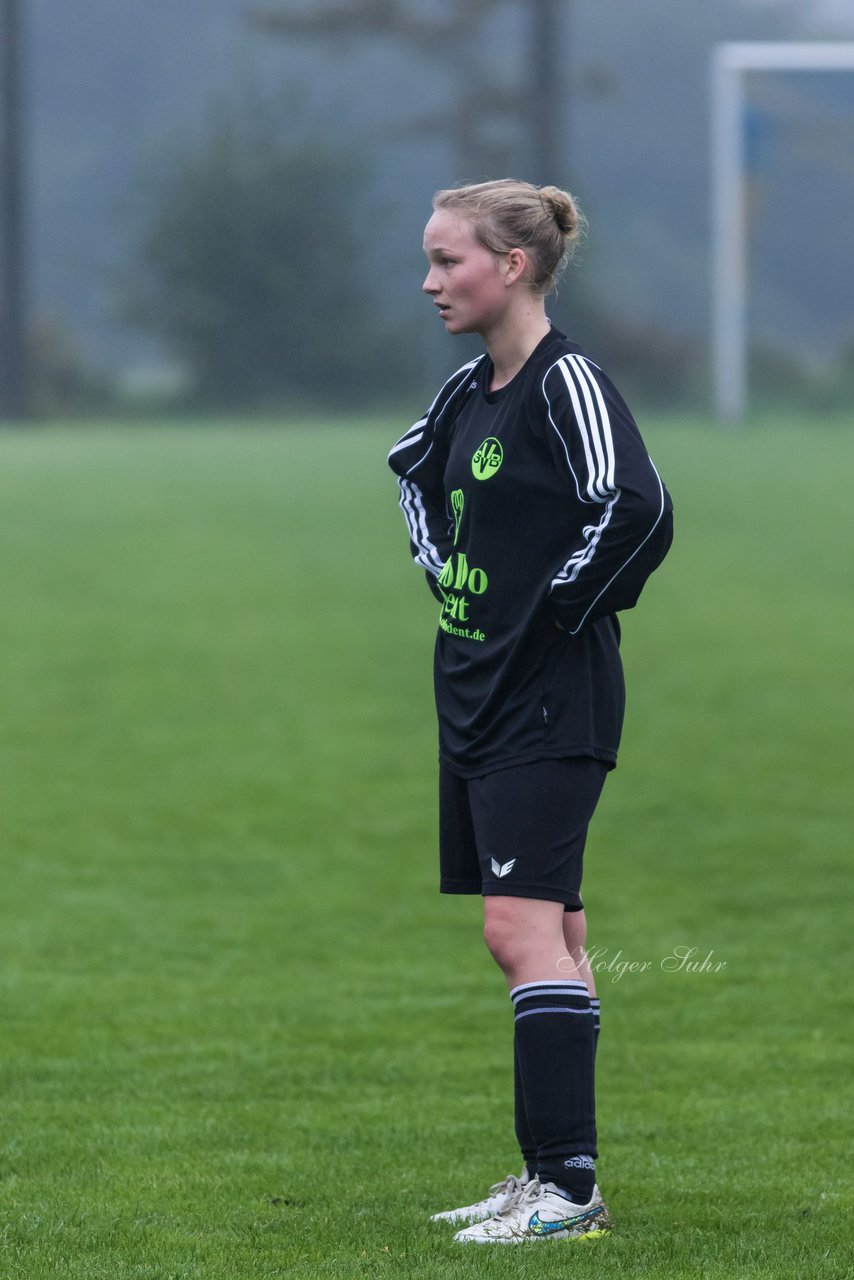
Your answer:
[516,997,599,1182]
[511,979,597,1204]
[513,1038,537,1180]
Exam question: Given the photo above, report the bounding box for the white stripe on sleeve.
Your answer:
[398,477,444,575]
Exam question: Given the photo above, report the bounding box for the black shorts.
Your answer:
[439,756,608,911]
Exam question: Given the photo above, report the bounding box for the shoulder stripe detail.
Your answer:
[387,429,423,459]
[544,354,622,598]
[387,416,427,460]
[556,355,616,502]
[428,358,482,413]
[576,356,616,495]
[388,357,484,476]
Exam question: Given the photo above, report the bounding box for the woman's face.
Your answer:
[422,209,511,337]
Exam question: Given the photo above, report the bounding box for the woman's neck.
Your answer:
[484,300,551,391]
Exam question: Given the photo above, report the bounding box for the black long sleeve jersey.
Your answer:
[388,327,674,779]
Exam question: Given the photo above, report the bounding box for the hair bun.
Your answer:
[433,178,585,294]
[539,185,580,238]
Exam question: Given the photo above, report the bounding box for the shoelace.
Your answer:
[487,1173,523,1200]
[494,1177,542,1218]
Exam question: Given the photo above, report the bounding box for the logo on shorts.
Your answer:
[491,857,516,879]
[472,437,503,480]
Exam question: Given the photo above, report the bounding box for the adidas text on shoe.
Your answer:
[453,1178,612,1244]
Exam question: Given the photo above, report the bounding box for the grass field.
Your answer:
[0,415,851,1279]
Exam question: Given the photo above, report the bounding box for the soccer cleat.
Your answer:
[429,1167,530,1224]
[453,1177,612,1244]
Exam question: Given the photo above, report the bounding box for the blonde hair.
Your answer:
[432,178,585,295]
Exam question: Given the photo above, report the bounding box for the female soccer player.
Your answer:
[388,179,673,1244]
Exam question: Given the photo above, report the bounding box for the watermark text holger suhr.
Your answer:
[558,945,728,983]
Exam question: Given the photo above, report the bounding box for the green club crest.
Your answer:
[471,437,503,480]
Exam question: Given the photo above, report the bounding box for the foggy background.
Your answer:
[5,0,854,417]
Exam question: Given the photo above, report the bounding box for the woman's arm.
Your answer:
[541,353,674,635]
[388,358,483,600]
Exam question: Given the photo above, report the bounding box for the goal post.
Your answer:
[711,42,854,423]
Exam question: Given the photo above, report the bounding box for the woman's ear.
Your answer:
[502,247,528,286]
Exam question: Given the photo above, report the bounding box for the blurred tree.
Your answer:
[120,95,405,408]
[251,0,571,182]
